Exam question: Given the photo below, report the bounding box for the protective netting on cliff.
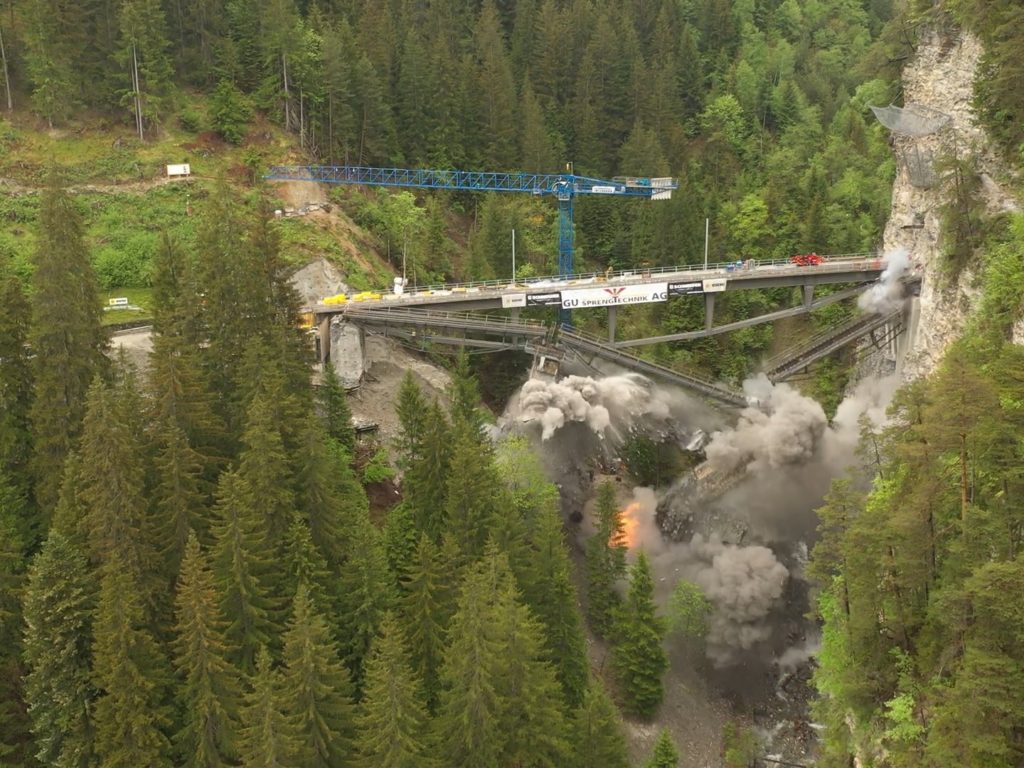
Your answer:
[870,103,951,137]
[871,103,952,189]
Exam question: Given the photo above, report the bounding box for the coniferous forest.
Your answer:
[3,0,1024,766]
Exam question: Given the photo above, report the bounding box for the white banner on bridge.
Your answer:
[561,283,668,309]
[702,278,728,293]
[501,293,527,308]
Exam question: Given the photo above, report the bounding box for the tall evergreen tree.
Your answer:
[318,364,356,453]
[28,179,106,516]
[236,393,296,551]
[173,531,241,768]
[22,531,97,768]
[394,372,427,469]
[0,473,33,764]
[400,534,452,709]
[585,480,627,636]
[281,584,357,768]
[238,646,298,768]
[78,375,160,596]
[434,556,504,768]
[355,613,436,767]
[336,509,396,687]
[0,256,33,498]
[405,400,452,541]
[116,0,175,138]
[92,555,173,768]
[211,470,279,674]
[570,682,630,768]
[612,551,667,719]
[153,420,209,574]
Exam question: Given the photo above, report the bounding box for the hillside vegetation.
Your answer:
[1,0,911,380]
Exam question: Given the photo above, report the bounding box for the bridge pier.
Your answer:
[608,306,617,343]
[317,314,331,365]
[329,316,366,388]
[803,284,815,308]
[704,293,715,331]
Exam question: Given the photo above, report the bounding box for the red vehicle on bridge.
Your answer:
[791,253,825,266]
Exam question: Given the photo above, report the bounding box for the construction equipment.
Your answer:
[790,253,825,267]
[265,164,677,279]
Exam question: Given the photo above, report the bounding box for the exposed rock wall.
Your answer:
[884,27,1019,380]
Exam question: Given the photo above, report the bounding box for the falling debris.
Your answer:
[857,249,911,314]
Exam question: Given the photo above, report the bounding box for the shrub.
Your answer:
[178,109,202,133]
[210,79,251,145]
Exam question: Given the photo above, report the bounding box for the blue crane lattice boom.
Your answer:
[265,165,677,276]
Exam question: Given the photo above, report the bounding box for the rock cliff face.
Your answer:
[883,27,1019,380]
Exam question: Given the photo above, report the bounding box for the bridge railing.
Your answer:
[761,310,903,376]
[309,252,884,307]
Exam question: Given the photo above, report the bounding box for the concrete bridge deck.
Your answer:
[306,254,886,315]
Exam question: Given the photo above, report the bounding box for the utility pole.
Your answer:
[511,228,516,282]
[704,217,710,270]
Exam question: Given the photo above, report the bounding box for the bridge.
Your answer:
[762,310,905,382]
[315,254,917,406]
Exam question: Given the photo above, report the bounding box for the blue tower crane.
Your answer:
[265,164,677,277]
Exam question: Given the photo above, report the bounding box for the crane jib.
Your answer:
[264,165,677,286]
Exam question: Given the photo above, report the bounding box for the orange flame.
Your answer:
[611,501,642,550]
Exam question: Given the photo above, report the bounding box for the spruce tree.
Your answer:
[78,375,161,608]
[444,425,505,563]
[336,509,396,688]
[173,531,241,768]
[612,551,667,719]
[295,423,365,566]
[570,683,631,768]
[0,481,32,765]
[0,256,33,496]
[236,393,297,550]
[404,401,451,542]
[585,480,627,636]
[435,557,504,767]
[400,534,452,709]
[238,646,298,768]
[211,470,279,674]
[22,531,97,768]
[281,584,357,768]
[318,364,356,453]
[645,729,679,767]
[92,555,173,768]
[355,613,436,768]
[284,513,334,618]
[394,371,427,469]
[154,420,208,576]
[116,0,174,138]
[28,178,107,516]
[491,576,571,767]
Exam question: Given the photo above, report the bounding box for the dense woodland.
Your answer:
[0,0,911,382]
[0,180,676,766]
[3,0,1024,766]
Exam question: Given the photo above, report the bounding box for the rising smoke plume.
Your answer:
[510,373,673,442]
[681,534,789,667]
[508,364,897,669]
[857,248,911,314]
[704,375,827,475]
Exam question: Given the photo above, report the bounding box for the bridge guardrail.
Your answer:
[306,253,885,310]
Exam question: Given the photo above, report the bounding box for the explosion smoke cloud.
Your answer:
[858,248,911,314]
[511,373,673,441]
[704,375,827,475]
[681,535,789,668]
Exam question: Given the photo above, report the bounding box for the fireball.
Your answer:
[612,501,642,549]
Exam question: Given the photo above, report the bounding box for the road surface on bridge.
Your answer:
[304,254,886,315]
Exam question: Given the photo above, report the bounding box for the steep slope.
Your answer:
[883,26,1020,380]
